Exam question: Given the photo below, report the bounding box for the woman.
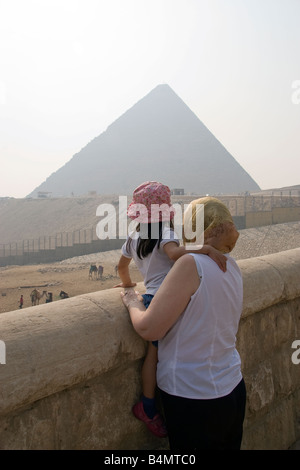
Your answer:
[121,196,246,450]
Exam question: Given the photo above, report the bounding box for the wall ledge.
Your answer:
[0,248,300,449]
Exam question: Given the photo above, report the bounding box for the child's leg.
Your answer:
[139,341,159,419]
[133,339,167,436]
[142,341,158,399]
[140,294,158,407]
[133,293,166,435]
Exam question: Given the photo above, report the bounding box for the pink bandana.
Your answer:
[127,181,176,223]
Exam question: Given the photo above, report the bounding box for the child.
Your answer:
[115,181,227,438]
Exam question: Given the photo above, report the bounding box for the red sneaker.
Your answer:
[132,401,168,438]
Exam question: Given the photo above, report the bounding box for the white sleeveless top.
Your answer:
[157,253,243,399]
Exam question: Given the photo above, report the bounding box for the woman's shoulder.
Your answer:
[172,253,199,272]
[168,254,200,295]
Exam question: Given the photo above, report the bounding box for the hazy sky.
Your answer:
[1,0,300,198]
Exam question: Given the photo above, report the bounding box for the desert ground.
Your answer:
[1,220,300,315]
[0,249,143,314]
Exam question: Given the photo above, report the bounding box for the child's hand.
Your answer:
[113,282,137,288]
[120,289,144,309]
[205,246,227,272]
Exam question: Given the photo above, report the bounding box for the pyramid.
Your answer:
[28,84,260,197]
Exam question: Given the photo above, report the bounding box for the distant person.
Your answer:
[121,196,246,450]
[19,294,23,309]
[114,182,227,438]
[98,265,103,280]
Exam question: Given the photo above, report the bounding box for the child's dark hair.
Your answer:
[126,220,174,259]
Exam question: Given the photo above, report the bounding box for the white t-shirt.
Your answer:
[121,227,180,295]
[157,252,243,399]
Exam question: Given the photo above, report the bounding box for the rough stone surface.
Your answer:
[0,249,300,450]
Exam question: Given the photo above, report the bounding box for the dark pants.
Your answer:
[159,378,246,451]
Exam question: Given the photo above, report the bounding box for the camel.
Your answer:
[30,289,47,306]
[59,291,69,299]
[89,264,98,280]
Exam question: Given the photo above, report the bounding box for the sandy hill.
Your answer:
[0,195,119,244]
[1,188,299,245]
[0,193,244,245]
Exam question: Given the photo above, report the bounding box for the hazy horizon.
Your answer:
[1,0,300,198]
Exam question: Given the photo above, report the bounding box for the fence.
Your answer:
[0,227,98,257]
[1,195,300,266]
[0,227,124,266]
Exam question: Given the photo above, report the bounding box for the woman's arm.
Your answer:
[121,254,200,341]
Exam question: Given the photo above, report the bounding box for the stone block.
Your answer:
[239,258,284,318]
[242,398,296,450]
[245,362,275,416]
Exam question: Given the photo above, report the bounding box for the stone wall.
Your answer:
[0,248,300,450]
[245,206,300,228]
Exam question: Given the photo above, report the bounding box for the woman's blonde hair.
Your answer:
[183,196,234,245]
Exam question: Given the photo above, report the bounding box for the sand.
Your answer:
[0,250,143,314]
[1,220,300,315]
